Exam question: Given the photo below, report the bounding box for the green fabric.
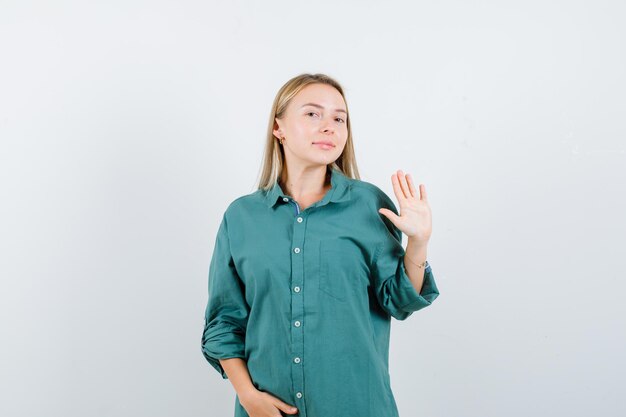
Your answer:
[201,166,440,417]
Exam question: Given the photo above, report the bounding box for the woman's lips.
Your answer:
[313,142,334,150]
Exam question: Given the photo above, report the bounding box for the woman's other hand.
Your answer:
[239,388,299,417]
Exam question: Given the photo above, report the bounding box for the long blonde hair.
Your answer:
[256,73,361,191]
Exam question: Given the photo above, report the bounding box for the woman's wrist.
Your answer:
[238,385,260,406]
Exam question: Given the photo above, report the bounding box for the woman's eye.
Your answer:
[305,112,344,123]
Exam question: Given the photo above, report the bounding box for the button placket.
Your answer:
[290,205,307,415]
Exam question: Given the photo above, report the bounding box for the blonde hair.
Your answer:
[256,73,361,191]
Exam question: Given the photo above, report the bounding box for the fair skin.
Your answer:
[274,82,349,210]
[219,83,433,417]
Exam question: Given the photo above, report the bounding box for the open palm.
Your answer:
[378,169,432,244]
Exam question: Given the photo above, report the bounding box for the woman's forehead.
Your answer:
[291,84,346,111]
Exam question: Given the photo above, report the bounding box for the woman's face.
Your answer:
[274,83,348,168]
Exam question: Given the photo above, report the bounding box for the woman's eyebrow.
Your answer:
[300,102,347,114]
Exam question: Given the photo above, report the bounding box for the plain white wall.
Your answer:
[1,1,624,416]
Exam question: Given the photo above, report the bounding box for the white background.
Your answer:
[1,1,624,416]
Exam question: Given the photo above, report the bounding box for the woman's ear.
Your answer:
[273,118,283,139]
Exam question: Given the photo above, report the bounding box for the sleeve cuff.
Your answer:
[201,326,247,379]
[202,352,247,379]
[393,260,440,319]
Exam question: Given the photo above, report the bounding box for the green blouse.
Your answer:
[201,166,440,417]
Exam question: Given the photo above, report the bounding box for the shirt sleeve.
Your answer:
[201,213,249,379]
[370,191,440,321]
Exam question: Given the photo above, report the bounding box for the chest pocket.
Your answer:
[319,238,368,301]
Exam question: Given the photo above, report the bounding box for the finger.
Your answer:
[397,170,411,198]
[275,401,298,415]
[406,173,418,198]
[391,171,407,201]
[378,207,400,225]
[420,184,428,201]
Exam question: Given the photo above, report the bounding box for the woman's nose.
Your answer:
[321,119,334,133]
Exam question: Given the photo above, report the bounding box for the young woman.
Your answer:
[201,73,440,417]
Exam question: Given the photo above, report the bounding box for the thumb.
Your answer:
[378,208,400,226]
[275,400,298,415]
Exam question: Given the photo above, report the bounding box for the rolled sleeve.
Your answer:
[201,214,249,379]
[370,193,440,321]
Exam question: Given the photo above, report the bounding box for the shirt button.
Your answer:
[294,320,301,327]
[294,247,300,254]
[282,197,289,202]
[296,392,303,399]
[294,286,300,292]
[294,357,301,364]
[297,217,303,223]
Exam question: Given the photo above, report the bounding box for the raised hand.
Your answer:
[378,169,432,245]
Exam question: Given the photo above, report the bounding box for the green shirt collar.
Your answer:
[265,166,352,208]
